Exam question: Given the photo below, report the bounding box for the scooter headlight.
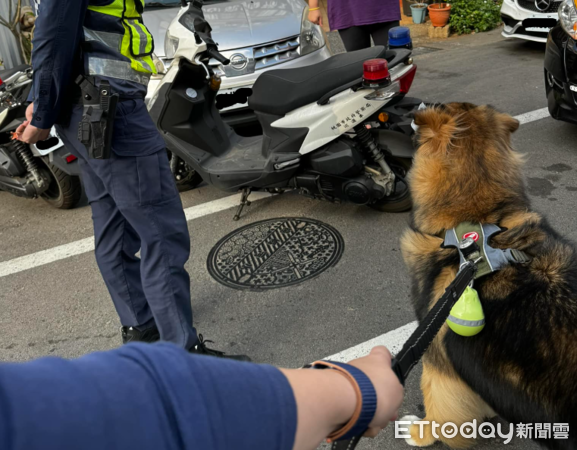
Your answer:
[164,30,180,59]
[151,53,167,79]
[300,7,325,56]
[559,0,577,40]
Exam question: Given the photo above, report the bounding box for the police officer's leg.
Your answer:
[105,149,198,349]
[56,114,155,334]
[90,188,155,330]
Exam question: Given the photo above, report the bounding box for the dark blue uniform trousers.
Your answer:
[56,105,198,349]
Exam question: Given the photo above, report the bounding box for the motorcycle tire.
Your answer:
[368,156,412,213]
[168,152,203,192]
[40,158,82,209]
[175,169,203,193]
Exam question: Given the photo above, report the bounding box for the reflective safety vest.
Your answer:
[84,0,157,86]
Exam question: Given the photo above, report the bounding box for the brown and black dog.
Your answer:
[400,103,577,449]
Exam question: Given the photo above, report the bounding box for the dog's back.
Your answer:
[400,103,577,449]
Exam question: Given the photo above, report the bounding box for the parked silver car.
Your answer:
[143,0,331,128]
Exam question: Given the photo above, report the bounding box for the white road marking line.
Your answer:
[514,107,550,125]
[0,106,552,279]
[184,191,271,221]
[0,237,95,279]
[0,192,272,278]
[325,321,418,362]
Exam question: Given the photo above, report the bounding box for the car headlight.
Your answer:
[559,0,577,40]
[164,30,180,59]
[300,7,325,56]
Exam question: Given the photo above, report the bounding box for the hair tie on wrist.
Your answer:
[306,360,377,442]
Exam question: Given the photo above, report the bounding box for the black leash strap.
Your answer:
[331,261,477,450]
[390,261,476,385]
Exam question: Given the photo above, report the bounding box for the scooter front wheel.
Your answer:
[175,169,203,193]
[368,156,412,213]
[169,152,203,192]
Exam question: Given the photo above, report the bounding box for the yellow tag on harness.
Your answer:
[446,286,485,337]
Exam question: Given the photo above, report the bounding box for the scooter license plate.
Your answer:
[216,86,252,112]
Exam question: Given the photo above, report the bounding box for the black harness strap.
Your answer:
[331,261,477,450]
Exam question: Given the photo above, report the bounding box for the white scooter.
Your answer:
[0,66,82,209]
[148,0,422,219]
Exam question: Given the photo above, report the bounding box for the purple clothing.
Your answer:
[328,0,401,31]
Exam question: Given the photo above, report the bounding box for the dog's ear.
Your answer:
[499,113,520,134]
[414,107,457,152]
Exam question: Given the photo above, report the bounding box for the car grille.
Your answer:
[209,36,301,79]
[517,0,561,13]
[253,37,300,71]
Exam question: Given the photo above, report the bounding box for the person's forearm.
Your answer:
[280,368,357,450]
[309,0,320,8]
[0,344,297,450]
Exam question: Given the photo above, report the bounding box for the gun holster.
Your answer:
[76,76,119,160]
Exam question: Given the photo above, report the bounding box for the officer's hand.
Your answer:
[17,122,50,144]
[346,346,404,438]
[14,103,33,137]
[16,103,50,144]
[308,9,322,26]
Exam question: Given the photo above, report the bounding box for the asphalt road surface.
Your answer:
[1,28,574,450]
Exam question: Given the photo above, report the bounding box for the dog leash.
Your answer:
[331,259,478,450]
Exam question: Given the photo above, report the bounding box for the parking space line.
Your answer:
[515,107,550,125]
[0,107,551,279]
[325,321,418,362]
[0,191,272,278]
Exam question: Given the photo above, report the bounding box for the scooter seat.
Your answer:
[0,64,30,81]
[248,46,390,116]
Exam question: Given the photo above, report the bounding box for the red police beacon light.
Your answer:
[362,59,391,87]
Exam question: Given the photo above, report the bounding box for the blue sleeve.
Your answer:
[30,0,89,129]
[0,344,297,450]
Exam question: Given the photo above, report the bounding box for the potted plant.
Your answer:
[428,1,451,28]
[409,0,428,24]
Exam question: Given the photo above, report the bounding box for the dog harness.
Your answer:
[443,222,531,279]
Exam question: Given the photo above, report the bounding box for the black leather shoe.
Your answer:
[190,334,251,362]
[121,326,161,344]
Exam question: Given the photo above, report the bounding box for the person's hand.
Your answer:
[16,122,50,144]
[15,103,50,144]
[347,346,404,438]
[308,9,322,26]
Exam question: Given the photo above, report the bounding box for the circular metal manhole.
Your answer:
[207,218,344,290]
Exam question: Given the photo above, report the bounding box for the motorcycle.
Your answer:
[148,2,422,219]
[0,65,82,209]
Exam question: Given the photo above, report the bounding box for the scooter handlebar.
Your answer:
[206,47,230,66]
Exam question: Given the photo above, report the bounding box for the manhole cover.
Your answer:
[207,218,344,290]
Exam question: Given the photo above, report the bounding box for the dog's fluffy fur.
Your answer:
[400,103,577,449]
